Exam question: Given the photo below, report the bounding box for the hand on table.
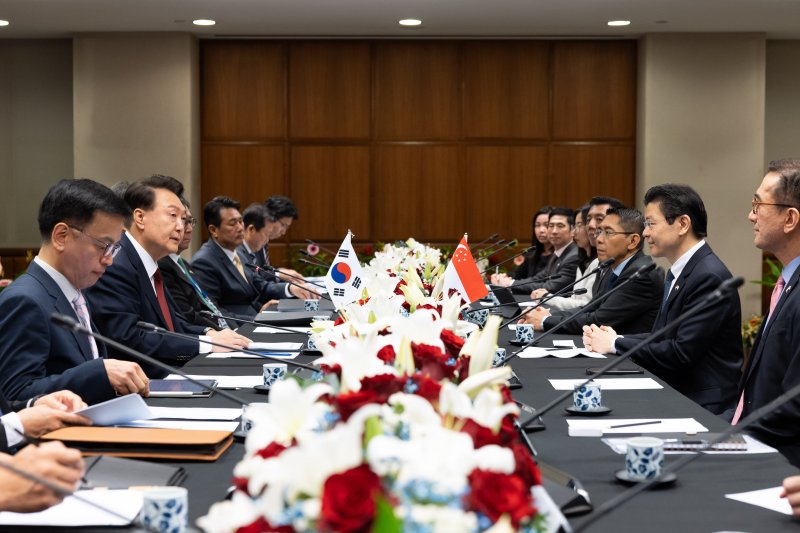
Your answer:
[209,329,253,352]
[103,359,150,397]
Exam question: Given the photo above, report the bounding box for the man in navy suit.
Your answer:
[0,179,150,404]
[726,159,800,466]
[86,176,251,377]
[191,196,317,319]
[584,185,742,414]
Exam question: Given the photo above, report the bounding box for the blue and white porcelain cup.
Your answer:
[139,487,188,533]
[304,299,320,312]
[573,381,602,412]
[262,363,288,387]
[306,336,317,351]
[240,402,267,435]
[493,347,507,366]
[515,324,535,343]
[464,308,489,327]
[625,436,664,480]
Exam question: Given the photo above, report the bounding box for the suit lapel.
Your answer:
[663,244,712,315]
[122,237,169,328]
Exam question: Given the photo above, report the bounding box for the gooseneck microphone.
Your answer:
[518,276,745,429]
[200,310,310,334]
[305,239,338,256]
[474,237,505,255]
[479,246,535,276]
[50,314,250,406]
[482,239,518,257]
[135,321,317,371]
[470,233,500,250]
[477,288,588,313]
[246,263,330,299]
[299,257,332,270]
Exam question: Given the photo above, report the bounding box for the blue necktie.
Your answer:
[661,270,675,311]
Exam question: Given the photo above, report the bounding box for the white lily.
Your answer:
[440,292,462,327]
[468,314,502,376]
[399,282,427,311]
[394,336,416,377]
[458,366,513,398]
[197,491,261,533]
[315,334,397,393]
[470,387,520,432]
[484,515,515,533]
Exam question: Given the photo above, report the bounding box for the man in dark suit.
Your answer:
[725,159,800,466]
[584,185,742,414]
[523,207,663,335]
[191,196,317,319]
[87,176,251,377]
[509,207,580,295]
[0,179,150,404]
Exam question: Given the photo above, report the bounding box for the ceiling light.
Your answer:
[399,19,422,27]
[607,20,631,27]
[193,19,216,26]
[0,20,9,27]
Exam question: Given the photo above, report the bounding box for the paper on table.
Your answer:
[519,301,538,308]
[254,326,310,334]
[249,342,303,350]
[518,347,605,359]
[121,420,240,431]
[602,434,778,455]
[165,374,262,389]
[206,351,299,359]
[567,418,708,434]
[725,486,792,515]
[76,394,153,426]
[553,339,576,348]
[147,406,242,420]
[549,378,662,390]
[0,490,142,527]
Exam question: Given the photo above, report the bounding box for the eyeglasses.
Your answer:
[182,216,197,227]
[751,200,796,215]
[594,228,636,239]
[68,226,122,258]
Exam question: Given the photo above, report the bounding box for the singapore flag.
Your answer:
[442,234,489,304]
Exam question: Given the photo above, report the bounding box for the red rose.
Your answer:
[460,419,503,448]
[510,442,542,489]
[335,374,405,420]
[411,342,455,380]
[377,344,396,364]
[456,355,471,381]
[237,516,295,533]
[232,476,250,495]
[440,329,465,358]
[255,441,288,460]
[360,374,405,395]
[465,469,538,527]
[319,464,381,533]
[412,374,442,403]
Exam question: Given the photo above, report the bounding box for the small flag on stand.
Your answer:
[443,234,489,303]
[324,231,364,309]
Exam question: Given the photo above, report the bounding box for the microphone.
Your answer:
[474,237,505,254]
[200,310,312,334]
[479,246,535,276]
[482,239,518,257]
[518,276,745,429]
[50,313,250,406]
[305,239,337,256]
[477,288,588,312]
[135,321,318,372]
[470,233,500,250]
[246,263,331,301]
[299,256,332,269]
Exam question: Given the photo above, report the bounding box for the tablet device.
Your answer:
[148,379,217,397]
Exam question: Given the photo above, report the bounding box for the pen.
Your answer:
[608,420,662,429]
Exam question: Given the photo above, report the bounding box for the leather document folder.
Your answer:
[42,427,233,461]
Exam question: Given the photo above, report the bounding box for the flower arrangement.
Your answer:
[198,312,565,533]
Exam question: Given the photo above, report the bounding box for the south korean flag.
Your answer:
[324,231,364,309]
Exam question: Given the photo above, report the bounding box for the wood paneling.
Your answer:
[289,42,371,139]
[289,146,371,241]
[201,42,285,140]
[462,42,550,139]
[201,144,285,208]
[552,41,637,140]
[374,42,461,140]
[548,144,636,208]
[374,146,463,240]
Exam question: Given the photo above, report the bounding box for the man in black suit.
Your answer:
[523,207,663,335]
[0,179,150,403]
[584,185,742,414]
[87,176,251,377]
[725,159,800,466]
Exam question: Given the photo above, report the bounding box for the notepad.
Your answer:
[519,347,605,359]
[254,326,311,334]
[0,490,142,527]
[165,374,262,389]
[206,351,299,359]
[249,342,303,350]
[549,378,662,390]
[726,487,793,515]
[567,418,708,435]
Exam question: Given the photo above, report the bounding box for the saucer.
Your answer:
[565,405,612,416]
[614,470,677,486]
[509,340,534,347]
[301,348,322,356]
[253,384,272,395]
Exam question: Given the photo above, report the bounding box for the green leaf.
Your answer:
[363,416,382,448]
[371,496,402,533]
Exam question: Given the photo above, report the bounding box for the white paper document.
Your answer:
[549,378,662,390]
[206,351,299,359]
[76,394,153,426]
[122,420,240,431]
[553,340,576,348]
[602,434,777,455]
[519,347,605,359]
[0,490,142,527]
[567,418,708,435]
[249,341,303,350]
[725,486,793,515]
[165,374,262,389]
[147,406,242,420]
[519,301,538,308]
[254,326,311,334]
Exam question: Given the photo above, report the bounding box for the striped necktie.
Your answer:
[177,257,227,329]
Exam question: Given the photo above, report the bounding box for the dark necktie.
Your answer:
[661,270,675,311]
[546,254,559,275]
[606,272,619,291]
[152,269,175,331]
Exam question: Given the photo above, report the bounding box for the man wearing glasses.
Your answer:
[0,179,150,403]
[520,207,663,335]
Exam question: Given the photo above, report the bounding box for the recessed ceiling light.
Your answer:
[193,19,216,26]
[607,20,631,27]
[0,20,9,27]
[399,19,422,27]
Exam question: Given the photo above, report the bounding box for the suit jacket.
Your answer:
[236,244,279,283]
[735,264,800,466]
[0,261,114,404]
[85,235,204,378]
[616,244,742,414]
[545,250,663,335]
[511,252,550,281]
[158,256,223,330]
[191,240,287,317]
[511,243,579,295]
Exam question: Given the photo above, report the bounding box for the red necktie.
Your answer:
[152,269,175,331]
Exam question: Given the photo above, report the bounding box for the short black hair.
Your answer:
[265,195,298,221]
[768,159,800,208]
[124,174,185,212]
[203,196,241,228]
[38,179,132,241]
[548,206,575,226]
[644,184,708,239]
[589,196,625,210]
[605,207,645,250]
[242,202,268,231]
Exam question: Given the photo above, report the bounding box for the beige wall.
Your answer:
[765,41,800,165]
[637,33,766,317]
[73,32,201,247]
[0,39,73,248]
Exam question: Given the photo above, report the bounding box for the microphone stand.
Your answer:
[470,233,500,251]
[479,246,535,276]
[299,257,333,270]
[482,239,518,257]
[477,288,588,313]
[474,238,505,255]
[247,263,331,299]
[305,239,338,256]
[201,310,309,334]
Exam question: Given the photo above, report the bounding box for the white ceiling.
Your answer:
[1,0,799,39]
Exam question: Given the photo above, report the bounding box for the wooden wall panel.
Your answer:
[552,41,637,140]
[547,144,636,208]
[289,146,371,241]
[462,42,550,139]
[289,42,371,139]
[374,42,461,140]
[201,144,285,210]
[463,146,549,241]
[374,146,462,241]
[202,42,285,140]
